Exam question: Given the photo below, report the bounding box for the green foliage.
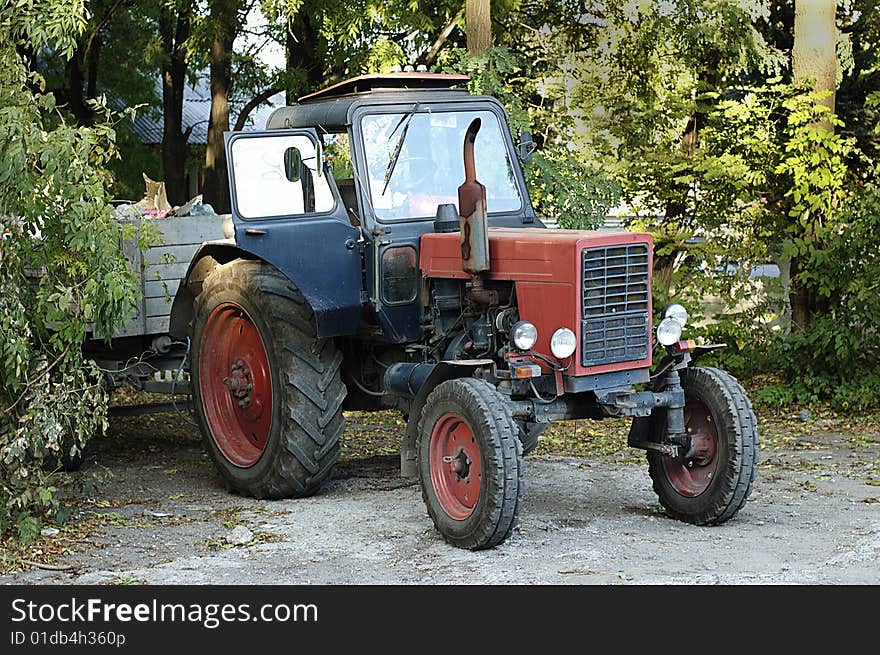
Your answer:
[439,45,619,228]
[0,1,140,541]
[549,0,880,409]
[647,85,880,409]
[262,0,462,85]
[525,149,620,230]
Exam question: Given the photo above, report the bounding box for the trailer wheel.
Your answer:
[191,259,344,498]
[418,378,524,550]
[648,366,758,525]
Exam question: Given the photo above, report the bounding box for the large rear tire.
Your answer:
[190,259,344,498]
[418,378,524,550]
[648,366,758,525]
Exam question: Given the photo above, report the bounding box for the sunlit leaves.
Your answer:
[0,3,138,541]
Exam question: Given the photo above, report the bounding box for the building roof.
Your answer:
[130,76,284,145]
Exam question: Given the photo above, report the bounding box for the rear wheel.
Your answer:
[190,259,344,498]
[418,378,524,550]
[648,366,758,525]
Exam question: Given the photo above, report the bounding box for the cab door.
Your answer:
[225,129,363,337]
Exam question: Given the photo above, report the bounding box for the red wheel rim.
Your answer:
[429,413,482,520]
[198,302,273,467]
[662,399,719,497]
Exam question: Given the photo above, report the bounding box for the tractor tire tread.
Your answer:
[192,259,343,499]
[418,377,524,550]
[648,366,758,525]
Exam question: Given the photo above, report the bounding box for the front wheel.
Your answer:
[648,366,758,525]
[418,378,524,550]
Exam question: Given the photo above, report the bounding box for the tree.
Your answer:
[466,0,492,55]
[793,0,837,116]
[789,0,838,330]
[0,0,141,540]
[200,0,246,213]
[159,0,195,206]
[261,0,465,102]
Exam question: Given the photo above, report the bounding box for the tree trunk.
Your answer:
[424,10,462,66]
[64,47,89,125]
[789,0,837,330]
[466,0,492,55]
[233,87,282,132]
[286,13,323,104]
[159,2,193,207]
[86,34,101,101]
[203,2,237,214]
[793,0,837,115]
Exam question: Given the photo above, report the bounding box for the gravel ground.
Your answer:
[2,412,878,585]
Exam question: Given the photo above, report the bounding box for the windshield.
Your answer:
[360,109,522,221]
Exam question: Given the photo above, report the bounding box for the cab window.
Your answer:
[230,134,335,219]
[360,109,522,221]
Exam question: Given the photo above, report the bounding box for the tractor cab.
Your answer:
[221,74,539,343]
[263,73,538,229]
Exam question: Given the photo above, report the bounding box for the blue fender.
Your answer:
[169,236,363,339]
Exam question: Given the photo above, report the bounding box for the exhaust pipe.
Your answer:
[384,362,436,398]
[458,117,490,275]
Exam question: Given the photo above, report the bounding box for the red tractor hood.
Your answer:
[420,227,652,281]
[419,227,654,377]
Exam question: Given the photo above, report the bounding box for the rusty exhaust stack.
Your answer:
[458,118,498,305]
[459,118,490,275]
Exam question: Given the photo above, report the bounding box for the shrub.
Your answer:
[0,1,141,541]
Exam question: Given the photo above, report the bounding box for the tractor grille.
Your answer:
[581,243,651,367]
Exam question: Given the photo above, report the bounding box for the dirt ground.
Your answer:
[1,406,879,585]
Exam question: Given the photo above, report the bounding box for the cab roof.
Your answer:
[265,73,480,132]
[297,73,470,102]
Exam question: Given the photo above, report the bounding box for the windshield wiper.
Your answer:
[381,103,420,196]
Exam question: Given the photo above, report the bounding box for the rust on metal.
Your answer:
[466,275,498,305]
[458,117,490,275]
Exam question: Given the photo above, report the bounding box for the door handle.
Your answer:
[244,228,268,236]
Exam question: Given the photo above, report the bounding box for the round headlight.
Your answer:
[662,303,689,327]
[550,327,577,359]
[657,317,683,346]
[511,321,538,351]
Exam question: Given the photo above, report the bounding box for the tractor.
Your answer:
[164,73,758,550]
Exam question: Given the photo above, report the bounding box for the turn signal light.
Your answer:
[672,339,697,353]
[511,362,542,379]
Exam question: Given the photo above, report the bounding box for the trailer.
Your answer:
[84,212,229,413]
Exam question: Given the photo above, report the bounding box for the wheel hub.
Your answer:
[223,359,254,400]
[662,400,719,497]
[443,449,472,478]
[198,303,273,468]
[429,413,482,520]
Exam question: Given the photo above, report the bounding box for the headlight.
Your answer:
[662,303,689,327]
[511,321,538,351]
[550,327,577,359]
[656,317,683,346]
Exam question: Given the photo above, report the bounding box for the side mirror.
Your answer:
[283,146,302,183]
[517,130,537,164]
